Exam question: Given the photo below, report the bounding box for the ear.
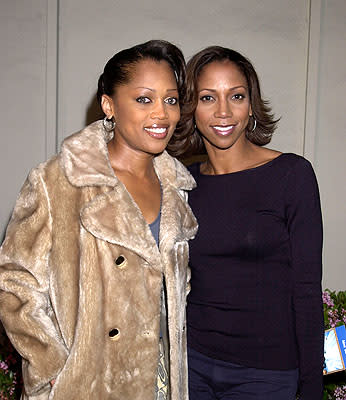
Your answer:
[249,104,253,117]
[101,95,115,119]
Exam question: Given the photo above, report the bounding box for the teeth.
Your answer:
[145,127,167,134]
[213,125,233,132]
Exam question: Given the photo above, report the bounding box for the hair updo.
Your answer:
[97,40,186,110]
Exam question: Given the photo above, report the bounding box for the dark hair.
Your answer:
[168,46,279,158]
[97,39,186,111]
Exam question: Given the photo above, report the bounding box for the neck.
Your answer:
[203,137,256,175]
[107,137,156,179]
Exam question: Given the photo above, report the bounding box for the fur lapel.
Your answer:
[80,188,161,265]
[59,121,197,265]
[59,120,196,191]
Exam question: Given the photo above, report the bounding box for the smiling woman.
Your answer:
[194,61,252,154]
[175,46,324,400]
[101,58,181,224]
[0,40,197,400]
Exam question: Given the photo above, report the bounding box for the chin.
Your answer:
[147,138,172,154]
[202,132,244,151]
[205,139,236,151]
[145,143,169,156]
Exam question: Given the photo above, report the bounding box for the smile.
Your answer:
[211,125,235,136]
[144,125,169,138]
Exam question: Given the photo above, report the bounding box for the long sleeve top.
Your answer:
[186,153,324,399]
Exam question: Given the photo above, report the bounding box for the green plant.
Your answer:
[0,347,17,400]
[323,289,346,400]
[0,323,23,400]
[1,291,346,399]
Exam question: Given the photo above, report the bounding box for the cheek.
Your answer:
[114,105,132,124]
[230,105,250,126]
[170,108,181,125]
[241,109,251,125]
[239,103,251,118]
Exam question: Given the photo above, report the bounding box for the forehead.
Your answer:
[125,58,177,87]
[198,60,247,87]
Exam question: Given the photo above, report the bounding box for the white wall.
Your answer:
[57,0,309,155]
[314,0,346,291]
[0,0,51,236]
[0,0,345,290]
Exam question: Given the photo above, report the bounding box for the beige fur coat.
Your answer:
[0,121,198,400]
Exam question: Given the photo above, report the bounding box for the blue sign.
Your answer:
[324,325,346,375]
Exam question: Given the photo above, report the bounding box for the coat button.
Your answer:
[109,328,120,341]
[114,255,127,269]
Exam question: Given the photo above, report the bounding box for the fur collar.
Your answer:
[60,120,196,191]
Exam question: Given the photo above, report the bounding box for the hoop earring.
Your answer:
[251,117,257,132]
[103,116,115,132]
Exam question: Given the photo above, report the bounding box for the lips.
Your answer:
[211,124,236,136]
[144,124,169,139]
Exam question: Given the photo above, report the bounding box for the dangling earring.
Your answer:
[103,116,116,132]
[250,116,257,132]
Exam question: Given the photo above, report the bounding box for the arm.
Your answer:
[286,158,324,399]
[0,166,68,396]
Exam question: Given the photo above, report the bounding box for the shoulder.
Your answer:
[257,152,318,192]
[262,152,314,175]
[279,153,316,177]
[25,155,61,187]
[280,154,320,201]
[280,152,310,164]
[22,155,78,207]
[7,156,61,223]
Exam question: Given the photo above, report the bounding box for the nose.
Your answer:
[214,99,232,118]
[151,100,168,120]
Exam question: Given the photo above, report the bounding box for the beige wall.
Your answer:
[0,0,345,290]
[0,0,51,231]
[314,0,346,291]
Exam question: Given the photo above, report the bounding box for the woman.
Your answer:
[176,47,324,399]
[0,40,197,400]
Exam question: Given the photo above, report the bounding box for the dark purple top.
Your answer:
[187,153,324,399]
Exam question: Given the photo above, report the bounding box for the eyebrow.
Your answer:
[198,85,247,92]
[135,87,178,92]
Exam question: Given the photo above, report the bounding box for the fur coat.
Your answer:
[0,121,198,400]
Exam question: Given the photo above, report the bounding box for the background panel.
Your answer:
[57,0,309,160]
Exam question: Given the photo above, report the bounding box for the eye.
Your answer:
[136,96,151,104]
[200,95,214,102]
[165,97,178,105]
[232,93,245,101]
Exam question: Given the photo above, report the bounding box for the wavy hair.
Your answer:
[167,46,279,158]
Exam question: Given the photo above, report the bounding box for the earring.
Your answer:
[103,116,115,132]
[193,119,198,132]
[250,117,257,132]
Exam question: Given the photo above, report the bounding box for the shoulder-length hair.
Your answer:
[168,46,279,158]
